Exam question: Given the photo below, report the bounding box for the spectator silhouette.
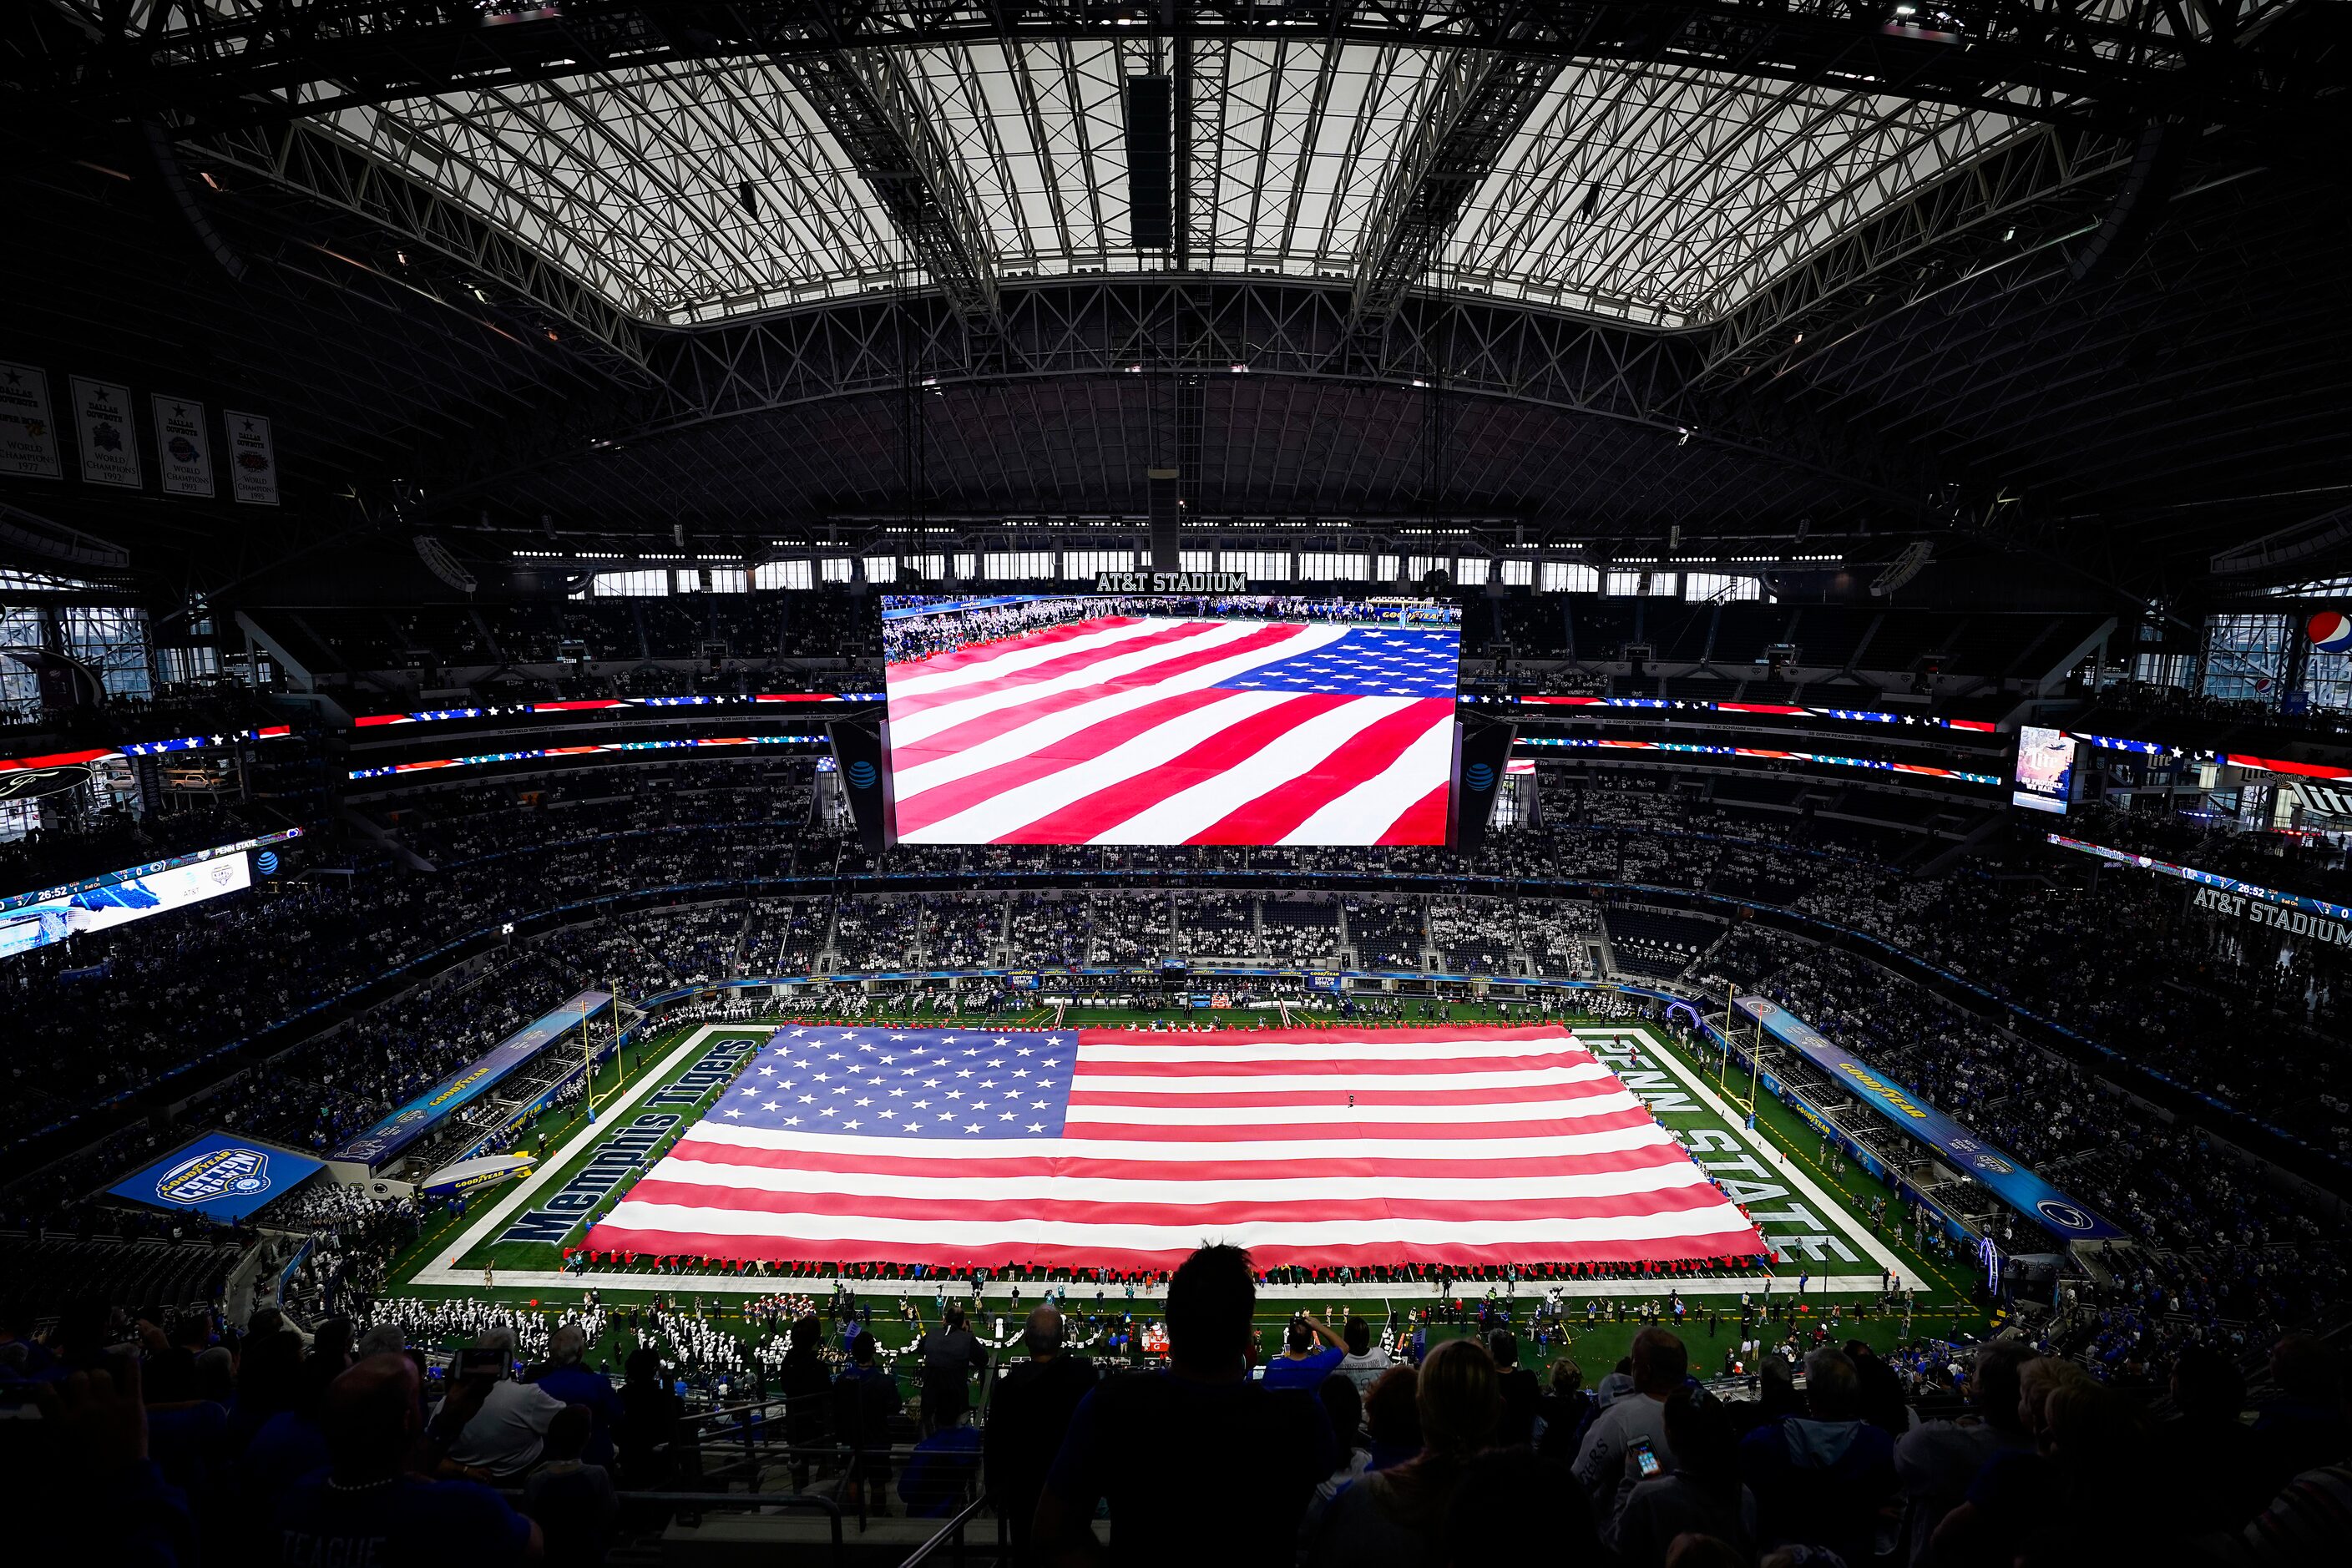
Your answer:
[274,1352,540,1565]
[1894,1338,2035,1565]
[1263,1313,1347,1392]
[2155,1343,2270,1535]
[1616,1389,1757,1568]
[1336,1315,1393,1395]
[1572,1326,1687,1540]
[776,1315,832,1488]
[918,1305,989,1432]
[2249,1336,2349,1497]
[1739,1346,1895,1565]
[1534,1360,1592,1460]
[444,1327,566,1481]
[1308,1335,1500,1567]
[1490,1330,1540,1446]
[985,1306,1097,1564]
[832,1330,902,1511]
[1363,1364,1422,1471]
[1034,1243,1333,1566]
[1439,1444,1605,1567]
[613,1346,684,1490]
[529,1323,623,1464]
[524,1403,618,1565]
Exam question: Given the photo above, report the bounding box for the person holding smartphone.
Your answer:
[438,1328,565,1481]
[1571,1327,1690,1544]
[1615,1391,1758,1568]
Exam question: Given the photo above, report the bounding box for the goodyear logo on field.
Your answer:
[157,1146,272,1207]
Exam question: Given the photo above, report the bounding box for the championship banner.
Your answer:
[0,362,63,478]
[108,1131,324,1222]
[332,990,612,1165]
[1735,996,2122,1241]
[151,394,215,498]
[225,408,279,504]
[70,376,141,488]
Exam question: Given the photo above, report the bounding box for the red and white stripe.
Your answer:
[584,1026,1764,1272]
[883,616,1454,845]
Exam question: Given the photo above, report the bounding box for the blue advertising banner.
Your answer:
[109,1131,324,1222]
[332,991,612,1166]
[1735,995,2122,1242]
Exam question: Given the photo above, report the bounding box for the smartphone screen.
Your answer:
[457,1348,508,1381]
[1631,1439,1662,1478]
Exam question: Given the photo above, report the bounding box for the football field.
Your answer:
[378,1006,1994,1373]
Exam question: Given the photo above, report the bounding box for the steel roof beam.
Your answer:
[1350,46,1562,323]
[778,42,1001,322]
[20,3,2334,144]
[205,120,659,374]
[419,273,1929,522]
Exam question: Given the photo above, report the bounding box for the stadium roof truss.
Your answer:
[13,2,2344,573]
[24,3,2322,339]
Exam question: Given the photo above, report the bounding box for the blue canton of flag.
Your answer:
[714,1027,1078,1139]
[1219,628,1461,698]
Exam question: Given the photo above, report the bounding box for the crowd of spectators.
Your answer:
[16,1241,2351,1566]
[8,753,2352,1363]
[9,757,2349,1172]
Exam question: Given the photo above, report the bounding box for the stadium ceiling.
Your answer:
[4,2,2349,599]
[18,1,2336,332]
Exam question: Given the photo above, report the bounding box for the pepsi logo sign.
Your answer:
[2308,611,2352,653]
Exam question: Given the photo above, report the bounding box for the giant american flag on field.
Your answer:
[883,613,1460,845]
[582,1025,1767,1272]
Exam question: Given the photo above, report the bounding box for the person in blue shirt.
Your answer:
[529,1323,623,1464]
[1261,1313,1347,1392]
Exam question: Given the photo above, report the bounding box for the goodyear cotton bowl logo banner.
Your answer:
[108,1131,325,1222]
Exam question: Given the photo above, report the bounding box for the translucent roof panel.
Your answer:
[1453,62,2026,325]
[309,39,2031,329]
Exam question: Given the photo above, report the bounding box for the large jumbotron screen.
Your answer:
[880,594,1463,845]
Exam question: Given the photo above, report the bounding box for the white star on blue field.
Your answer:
[1219,629,1460,699]
[708,1028,1077,1138]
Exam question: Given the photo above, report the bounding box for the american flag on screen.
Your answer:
[582,1025,1766,1272]
[884,615,1459,844]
